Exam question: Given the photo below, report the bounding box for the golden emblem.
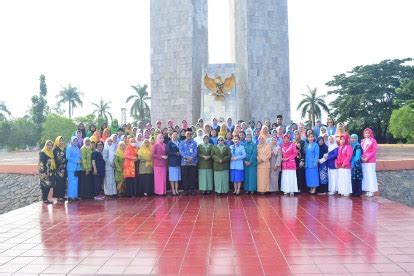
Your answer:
[204,73,236,100]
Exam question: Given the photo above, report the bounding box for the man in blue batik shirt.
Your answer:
[178,129,198,195]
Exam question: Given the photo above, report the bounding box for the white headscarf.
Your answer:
[104,135,117,162]
[327,135,338,152]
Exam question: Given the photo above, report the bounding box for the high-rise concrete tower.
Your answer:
[234,0,290,121]
[150,0,208,124]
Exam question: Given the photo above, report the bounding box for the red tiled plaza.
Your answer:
[1,195,414,275]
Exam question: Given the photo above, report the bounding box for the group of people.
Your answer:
[38,115,379,204]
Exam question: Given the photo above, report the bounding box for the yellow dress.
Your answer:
[257,143,271,192]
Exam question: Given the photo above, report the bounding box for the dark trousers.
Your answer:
[352,179,362,196]
[125,177,135,197]
[93,175,104,196]
[41,185,50,201]
[181,165,197,193]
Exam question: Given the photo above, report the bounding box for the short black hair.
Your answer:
[277,115,283,119]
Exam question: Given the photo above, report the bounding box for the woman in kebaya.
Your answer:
[257,136,271,194]
[293,130,306,193]
[124,138,137,197]
[230,135,246,195]
[336,134,353,196]
[316,136,328,195]
[269,136,282,193]
[350,134,363,197]
[326,135,339,195]
[198,135,214,194]
[152,134,168,196]
[281,134,298,195]
[361,128,378,197]
[243,134,257,194]
[305,133,320,194]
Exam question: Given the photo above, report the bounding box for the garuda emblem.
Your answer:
[204,73,236,100]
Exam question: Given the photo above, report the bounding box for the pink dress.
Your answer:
[361,137,378,192]
[281,142,298,193]
[152,142,167,195]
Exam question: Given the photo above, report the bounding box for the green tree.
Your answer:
[57,84,83,119]
[389,106,414,143]
[327,58,414,143]
[395,79,414,108]
[7,117,38,150]
[0,120,11,148]
[0,101,11,121]
[296,86,329,127]
[126,84,151,122]
[74,114,97,127]
[92,98,112,124]
[41,114,76,146]
[30,75,49,143]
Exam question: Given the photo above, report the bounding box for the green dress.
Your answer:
[198,143,213,191]
[211,145,231,194]
[114,154,124,182]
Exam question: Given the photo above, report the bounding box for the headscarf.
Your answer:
[194,129,204,145]
[138,139,152,167]
[115,141,126,158]
[41,140,56,170]
[319,126,327,137]
[54,136,64,151]
[341,133,350,145]
[82,137,92,150]
[136,133,144,148]
[350,134,360,151]
[93,131,101,141]
[104,135,116,162]
[110,119,119,135]
[318,136,328,158]
[327,135,338,152]
[363,128,376,140]
[270,136,280,154]
[101,128,110,142]
[218,123,227,138]
[282,134,291,146]
[90,135,98,144]
[260,125,270,137]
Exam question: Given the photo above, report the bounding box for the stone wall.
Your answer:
[378,170,414,207]
[0,174,40,215]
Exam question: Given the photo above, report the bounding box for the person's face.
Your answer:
[213,118,217,124]
[211,130,217,137]
[328,137,335,145]
[246,135,252,142]
[236,126,241,131]
[364,130,370,139]
[79,123,85,130]
[108,139,113,146]
[227,118,232,124]
[85,140,91,147]
[338,123,344,130]
[123,136,128,143]
[144,141,150,147]
[239,133,245,140]
[120,143,126,150]
[91,142,96,149]
[339,137,345,146]
[203,136,209,144]
[158,136,164,143]
[226,133,232,140]
[271,139,277,146]
[294,132,300,140]
[157,122,161,128]
[277,128,283,135]
[350,137,356,144]
[254,130,259,136]
[307,130,313,136]
[265,121,270,127]
[258,136,264,144]
[308,134,315,143]
[168,121,173,127]
[77,131,82,138]
[321,128,326,134]
[147,124,152,129]
[186,132,192,140]
[97,143,103,151]
[277,118,283,124]
[113,134,118,141]
[172,133,178,140]
[318,139,324,146]
[72,138,78,146]
[327,119,333,126]
[316,121,321,126]
[233,137,239,145]
[59,138,64,147]
[298,125,304,131]
[283,136,289,144]
[91,126,96,132]
[182,121,187,127]
[218,138,224,145]
[46,141,53,150]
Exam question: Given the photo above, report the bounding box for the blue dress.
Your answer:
[243,141,257,191]
[66,144,81,198]
[305,142,320,187]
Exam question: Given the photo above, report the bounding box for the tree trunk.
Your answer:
[68,102,71,119]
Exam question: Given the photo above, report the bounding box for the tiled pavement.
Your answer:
[0,194,414,275]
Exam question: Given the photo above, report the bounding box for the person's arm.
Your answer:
[222,147,231,162]
[264,147,271,161]
[211,147,220,163]
[355,148,361,162]
[103,148,109,163]
[152,144,162,160]
[237,146,247,160]
[91,153,98,175]
[363,140,377,161]
[276,148,282,167]
[178,143,187,159]
[314,145,320,167]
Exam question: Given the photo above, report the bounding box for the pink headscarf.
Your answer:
[363,128,376,140]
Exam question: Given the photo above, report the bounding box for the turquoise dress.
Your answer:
[305,142,320,187]
[243,141,258,192]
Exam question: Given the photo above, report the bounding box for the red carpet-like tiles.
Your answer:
[0,195,414,275]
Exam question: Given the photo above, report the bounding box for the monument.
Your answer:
[150,0,290,124]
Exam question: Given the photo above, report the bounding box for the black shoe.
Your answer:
[43,200,53,204]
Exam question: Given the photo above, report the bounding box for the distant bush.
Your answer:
[41,114,76,146]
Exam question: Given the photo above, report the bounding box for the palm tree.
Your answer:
[126,84,151,122]
[57,84,83,119]
[297,86,329,127]
[92,98,113,123]
[0,101,11,121]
